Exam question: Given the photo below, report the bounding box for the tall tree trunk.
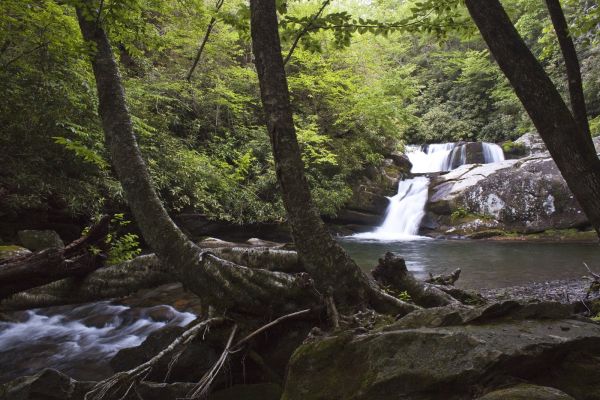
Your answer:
[75,2,318,315]
[544,0,593,144]
[465,0,600,239]
[249,0,418,314]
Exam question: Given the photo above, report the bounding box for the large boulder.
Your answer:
[282,309,600,400]
[17,230,64,251]
[426,154,588,234]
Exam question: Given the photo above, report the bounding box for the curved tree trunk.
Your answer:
[75,2,318,316]
[465,0,600,239]
[249,0,415,314]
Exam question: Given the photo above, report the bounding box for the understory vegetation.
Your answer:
[1,0,598,225]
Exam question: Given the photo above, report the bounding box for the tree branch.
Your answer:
[544,0,593,145]
[283,0,331,66]
[186,0,225,81]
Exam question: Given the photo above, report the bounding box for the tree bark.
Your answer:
[249,0,415,315]
[75,2,319,316]
[465,0,600,239]
[0,216,110,299]
[544,0,593,144]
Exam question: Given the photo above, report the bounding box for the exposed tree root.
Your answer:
[85,317,226,400]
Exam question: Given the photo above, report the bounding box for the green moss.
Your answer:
[501,140,527,156]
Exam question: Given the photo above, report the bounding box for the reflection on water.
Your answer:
[340,238,600,289]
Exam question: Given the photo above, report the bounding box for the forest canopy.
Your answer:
[1,0,598,225]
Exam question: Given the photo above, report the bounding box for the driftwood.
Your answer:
[0,216,110,299]
[372,252,460,308]
[426,268,461,286]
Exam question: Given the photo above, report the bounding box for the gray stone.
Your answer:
[476,384,575,400]
[17,230,64,251]
[427,154,588,233]
[514,131,548,155]
[282,314,600,400]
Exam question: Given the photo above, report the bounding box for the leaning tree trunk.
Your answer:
[465,0,600,239]
[74,1,319,316]
[248,0,416,314]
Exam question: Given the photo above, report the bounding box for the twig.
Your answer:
[584,262,600,280]
[187,324,238,399]
[283,0,331,65]
[84,317,225,400]
[325,289,340,329]
[232,308,311,350]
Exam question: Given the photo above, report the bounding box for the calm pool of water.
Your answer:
[340,238,600,289]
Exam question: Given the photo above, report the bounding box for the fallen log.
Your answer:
[0,216,111,299]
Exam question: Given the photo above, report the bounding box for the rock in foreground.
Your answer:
[282,303,600,400]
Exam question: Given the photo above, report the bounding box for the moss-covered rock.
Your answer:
[282,312,600,400]
[0,245,31,261]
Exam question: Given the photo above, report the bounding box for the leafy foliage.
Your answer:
[1,0,598,231]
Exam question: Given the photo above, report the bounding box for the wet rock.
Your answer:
[0,369,93,400]
[342,157,410,217]
[17,230,64,251]
[476,384,575,400]
[282,314,600,400]
[389,151,413,171]
[0,245,31,261]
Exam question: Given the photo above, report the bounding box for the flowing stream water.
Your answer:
[353,142,505,240]
[0,301,195,383]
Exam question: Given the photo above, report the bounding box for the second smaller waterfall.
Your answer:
[353,176,430,241]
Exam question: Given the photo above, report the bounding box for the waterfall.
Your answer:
[351,141,506,241]
[406,143,455,173]
[482,142,505,163]
[353,176,430,240]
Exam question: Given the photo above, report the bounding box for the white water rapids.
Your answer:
[353,142,505,241]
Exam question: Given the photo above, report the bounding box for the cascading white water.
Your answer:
[353,176,430,240]
[482,142,505,163]
[406,143,455,173]
[0,301,195,382]
[351,141,506,241]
